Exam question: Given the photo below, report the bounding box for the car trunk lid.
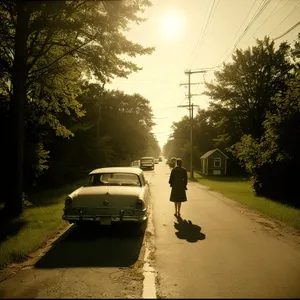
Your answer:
[72,186,141,210]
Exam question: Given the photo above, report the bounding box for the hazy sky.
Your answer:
[108,0,300,149]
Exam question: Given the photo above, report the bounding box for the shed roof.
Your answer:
[200,148,229,159]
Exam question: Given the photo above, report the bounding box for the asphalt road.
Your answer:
[149,162,300,298]
[0,161,299,298]
[0,222,147,298]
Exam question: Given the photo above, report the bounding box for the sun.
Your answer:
[160,11,184,39]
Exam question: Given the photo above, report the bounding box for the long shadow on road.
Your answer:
[174,216,206,243]
[35,223,144,269]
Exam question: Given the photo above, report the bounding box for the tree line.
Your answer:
[0,0,160,217]
[163,35,300,207]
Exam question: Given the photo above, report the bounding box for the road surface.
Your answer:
[150,162,300,298]
[0,161,299,298]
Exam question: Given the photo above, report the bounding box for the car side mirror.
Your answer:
[145,180,149,185]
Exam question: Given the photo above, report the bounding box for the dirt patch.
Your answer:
[155,272,168,299]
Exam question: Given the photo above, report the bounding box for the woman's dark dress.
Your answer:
[169,166,188,202]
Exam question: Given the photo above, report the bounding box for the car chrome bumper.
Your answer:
[62,214,147,223]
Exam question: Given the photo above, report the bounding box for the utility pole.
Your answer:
[179,69,207,179]
[96,83,107,139]
[96,101,102,138]
[188,71,192,175]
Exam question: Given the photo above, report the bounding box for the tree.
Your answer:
[162,116,193,169]
[232,69,300,206]
[163,110,218,171]
[0,0,154,216]
[38,86,158,186]
[204,37,293,150]
[144,133,161,158]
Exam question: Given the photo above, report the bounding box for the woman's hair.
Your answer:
[176,158,182,166]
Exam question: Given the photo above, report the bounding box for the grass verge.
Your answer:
[0,178,87,270]
[193,172,300,230]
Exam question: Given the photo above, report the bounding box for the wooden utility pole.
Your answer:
[178,103,199,178]
[96,84,107,139]
[179,69,207,179]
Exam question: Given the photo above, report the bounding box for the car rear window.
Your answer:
[88,173,141,187]
[141,159,153,163]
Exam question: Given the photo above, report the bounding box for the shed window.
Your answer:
[214,158,221,167]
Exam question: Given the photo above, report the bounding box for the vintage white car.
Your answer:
[62,167,150,233]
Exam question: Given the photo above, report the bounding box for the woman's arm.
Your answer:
[169,169,174,187]
[184,169,188,187]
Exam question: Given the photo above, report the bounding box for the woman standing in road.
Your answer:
[169,158,188,216]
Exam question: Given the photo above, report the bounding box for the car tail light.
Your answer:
[65,197,72,208]
[135,199,144,210]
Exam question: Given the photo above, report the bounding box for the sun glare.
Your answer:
[160,11,184,39]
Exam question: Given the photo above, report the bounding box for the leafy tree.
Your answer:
[38,86,159,186]
[0,0,154,216]
[232,69,300,206]
[143,133,161,158]
[204,37,293,150]
[163,116,190,166]
[163,110,218,171]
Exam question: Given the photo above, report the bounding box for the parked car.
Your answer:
[131,160,140,167]
[62,167,150,233]
[140,156,155,170]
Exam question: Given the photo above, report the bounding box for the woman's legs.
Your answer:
[178,202,181,215]
[174,202,182,215]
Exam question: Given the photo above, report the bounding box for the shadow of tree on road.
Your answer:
[35,223,144,269]
[174,216,206,243]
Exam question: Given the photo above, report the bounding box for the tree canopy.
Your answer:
[0,0,156,216]
[164,34,300,205]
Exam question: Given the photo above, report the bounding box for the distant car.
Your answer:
[131,160,140,167]
[154,158,159,164]
[159,156,163,162]
[140,156,155,170]
[62,167,150,233]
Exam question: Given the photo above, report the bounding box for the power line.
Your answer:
[222,0,272,64]
[242,0,287,46]
[186,0,298,78]
[152,105,180,111]
[273,20,300,40]
[187,0,219,68]
[190,0,220,66]
[186,0,212,67]
[216,0,259,65]
[269,0,300,36]
[206,0,271,70]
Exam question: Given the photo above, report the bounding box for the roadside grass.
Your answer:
[0,178,87,270]
[192,172,300,230]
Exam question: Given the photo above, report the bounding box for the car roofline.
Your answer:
[89,167,143,176]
